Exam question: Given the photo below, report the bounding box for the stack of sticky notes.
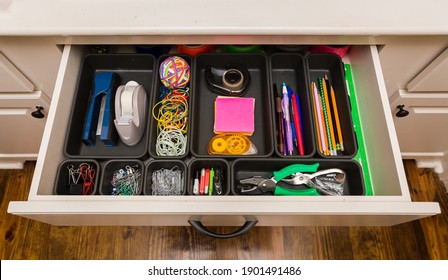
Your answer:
[214,96,255,135]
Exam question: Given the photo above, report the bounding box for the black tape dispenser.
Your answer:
[205,64,250,97]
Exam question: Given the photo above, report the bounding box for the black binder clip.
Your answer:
[82,72,121,146]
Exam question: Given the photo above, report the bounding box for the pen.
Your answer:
[289,90,297,148]
[282,82,293,155]
[209,168,214,196]
[204,169,210,195]
[193,170,200,195]
[292,92,305,155]
[273,83,284,154]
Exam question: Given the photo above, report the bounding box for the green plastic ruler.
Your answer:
[344,64,373,196]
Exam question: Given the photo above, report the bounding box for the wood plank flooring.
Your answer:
[1,160,447,259]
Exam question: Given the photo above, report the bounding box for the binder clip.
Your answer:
[114,81,147,146]
[82,72,121,147]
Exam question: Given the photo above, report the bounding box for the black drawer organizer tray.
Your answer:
[55,50,365,196]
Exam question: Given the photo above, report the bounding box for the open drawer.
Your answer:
[8,45,440,231]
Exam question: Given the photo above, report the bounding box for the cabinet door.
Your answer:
[407,48,448,92]
[390,90,448,154]
[0,52,34,92]
[0,91,49,157]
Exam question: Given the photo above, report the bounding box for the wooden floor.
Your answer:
[1,160,447,260]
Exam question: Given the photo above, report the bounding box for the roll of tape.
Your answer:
[211,138,227,153]
[120,81,139,117]
[309,45,351,57]
[176,45,215,57]
[222,69,244,90]
[223,45,261,53]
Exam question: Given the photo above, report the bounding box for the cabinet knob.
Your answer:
[395,105,409,118]
[31,106,45,119]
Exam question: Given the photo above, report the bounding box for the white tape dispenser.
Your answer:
[114,81,147,146]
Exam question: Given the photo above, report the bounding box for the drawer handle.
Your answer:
[31,106,45,119]
[396,105,409,118]
[188,219,258,239]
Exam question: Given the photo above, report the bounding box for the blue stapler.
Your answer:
[82,72,121,147]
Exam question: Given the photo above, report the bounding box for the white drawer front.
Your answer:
[8,45,440,226]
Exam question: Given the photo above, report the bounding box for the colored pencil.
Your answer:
[311,83,323,154]
[319,77,336,156]
[313,82,327,155]
[326,75,344,152]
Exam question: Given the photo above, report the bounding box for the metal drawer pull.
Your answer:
[188,219,258,239]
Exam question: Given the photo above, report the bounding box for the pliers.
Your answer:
[238,163,345,196]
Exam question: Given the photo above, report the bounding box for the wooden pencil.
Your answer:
[327,77,344,152]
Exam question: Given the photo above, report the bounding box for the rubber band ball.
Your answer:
[159,56,190,89]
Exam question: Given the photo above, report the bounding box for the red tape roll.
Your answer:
[176,45,215,57]
[310,45,351,57]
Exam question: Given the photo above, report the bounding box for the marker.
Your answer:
[208,168,214,196]
[199,168,205,195]
[193,171,200,195]
[204,169,210,195]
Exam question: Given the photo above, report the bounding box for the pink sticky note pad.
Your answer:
[214,97,255,135]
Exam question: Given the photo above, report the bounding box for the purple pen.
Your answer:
[282,82,293,155]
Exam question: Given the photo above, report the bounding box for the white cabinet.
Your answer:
[0,39,61,167]
[0,52,34,92]
[6,44,440,232]
[407,48,448,92]
[384,45,448,189]
[0,91,50,168]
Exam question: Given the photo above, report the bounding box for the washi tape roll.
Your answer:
[176,45,215,57]
[309,45,351,57]
[223,45,261,53]
[135,45,170,57]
